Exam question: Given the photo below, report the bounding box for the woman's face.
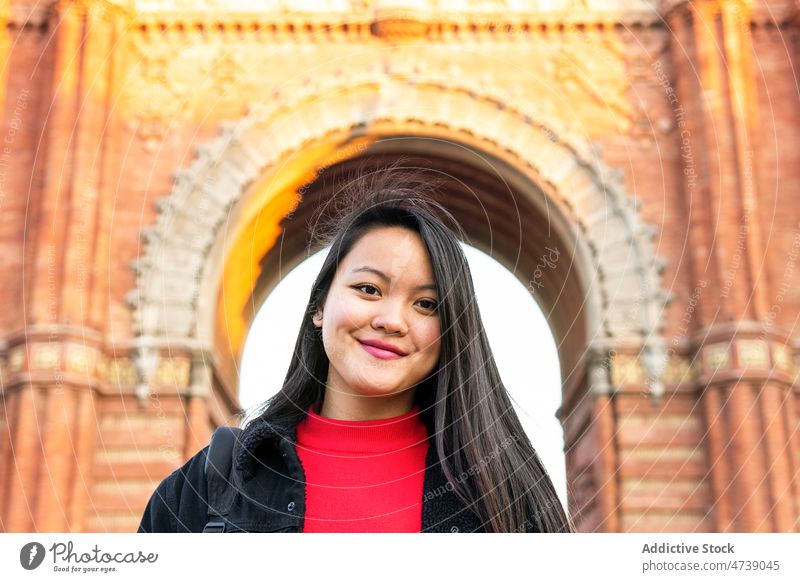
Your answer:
[313,226,442,403]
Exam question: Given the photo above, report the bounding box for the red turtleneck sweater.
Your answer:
[295,403,430,533]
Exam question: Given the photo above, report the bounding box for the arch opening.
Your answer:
[218,137,591,394]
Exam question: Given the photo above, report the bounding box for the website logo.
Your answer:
[20,542,46,570]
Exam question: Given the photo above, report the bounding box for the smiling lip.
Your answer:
[358,339,407,359]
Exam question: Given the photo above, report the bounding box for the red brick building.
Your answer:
[0,0,798,532]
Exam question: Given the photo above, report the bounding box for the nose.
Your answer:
[370,298,408,336]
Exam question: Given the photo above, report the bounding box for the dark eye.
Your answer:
[418,299,438,311]
[353,284,380,295]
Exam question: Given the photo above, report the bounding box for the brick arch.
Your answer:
[128,71,672,400]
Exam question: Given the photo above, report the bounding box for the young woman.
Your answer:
[138,169,573,533]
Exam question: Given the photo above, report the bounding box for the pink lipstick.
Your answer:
[358,340,405,360]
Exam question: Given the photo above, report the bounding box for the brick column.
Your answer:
[691,330,799,531]
[0,328,103,532]
[0,1,122,532]
[662,0,796,531]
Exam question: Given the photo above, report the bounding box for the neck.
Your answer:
[319,389,417,421]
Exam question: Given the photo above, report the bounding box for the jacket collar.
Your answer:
[234,413,298,478]
[232,409,486,532]
[234,407,437,478]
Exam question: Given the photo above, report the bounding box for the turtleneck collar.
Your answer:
[295,403,428,455]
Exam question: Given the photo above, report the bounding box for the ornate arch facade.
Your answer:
[129,69,672,394]
[1,0,798,534]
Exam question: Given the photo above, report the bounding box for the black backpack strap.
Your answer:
[203,426,243,533]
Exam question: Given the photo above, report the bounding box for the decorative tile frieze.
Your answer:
[0,340,201,391]
[737,339,770,370]
[153,357,191,388]
[30,343,61,371]
[98,357,139,387]
[703,343,730,373]
[771,342,793,375]
[662,354,694,385]
[8,346,24,373]
[611,353,646,386]
[65,343,98,375]
[608,352,695,388]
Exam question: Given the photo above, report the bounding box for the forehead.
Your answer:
[339,226,435,279]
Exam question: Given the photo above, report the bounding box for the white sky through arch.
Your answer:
[238,244,568,509]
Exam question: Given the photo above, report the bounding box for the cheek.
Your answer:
[328,295,372,330]
[320,298,369,359]
[417,320,442,359]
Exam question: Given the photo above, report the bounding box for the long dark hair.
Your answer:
[245,166,573,533]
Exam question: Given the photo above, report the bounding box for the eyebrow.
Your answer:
[350,266,437,292]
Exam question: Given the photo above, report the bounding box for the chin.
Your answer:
[350,378,409,398]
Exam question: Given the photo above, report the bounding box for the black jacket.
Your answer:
[137,410,493,533]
